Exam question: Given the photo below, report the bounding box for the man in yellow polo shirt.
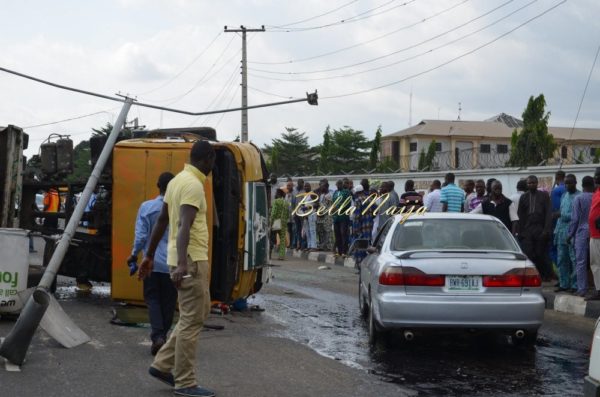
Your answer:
[138,140,216,397]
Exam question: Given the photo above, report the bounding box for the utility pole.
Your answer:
[224,25,265,142]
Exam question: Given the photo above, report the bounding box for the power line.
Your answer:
[268,0,359,29]
[204,69,242,125]
[137,34,238,104]
[0,65,317,116]
[248,85,294,99]
[251,0,516,75]
[137,31,223,96]
[215,85,241,129]
[249,0,536,82]
[250,0,469,65]
[187,62,241,127]
[564,44,600,146]
[23,109,118,129]
[321,0,566,99]
[267,0,418,32]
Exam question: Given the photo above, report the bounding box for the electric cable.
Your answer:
[267,0,417,32]
[320,0,566,99]
[250,0,469,65]
[248,85,294,99]
[137,34,238,104]
[249,0,536,82]
[251,0,516,75]
[0,65,313,116]
[559,43,600,169]
[187,62,241,127]
[268,0,359,29]
[215,85,241,129]
[204,69,241,125]
[23,109,119,129]
[137,31,223,96]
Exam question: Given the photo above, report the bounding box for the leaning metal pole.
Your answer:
[0,98,133,366]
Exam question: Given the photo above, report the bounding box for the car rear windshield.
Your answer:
[390,218,520,252]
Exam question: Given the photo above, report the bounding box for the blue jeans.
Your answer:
[144,272,178,343]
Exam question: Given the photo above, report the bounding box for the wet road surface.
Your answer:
[260,259,594,397]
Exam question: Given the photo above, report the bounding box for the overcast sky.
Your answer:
[1,0,599,158]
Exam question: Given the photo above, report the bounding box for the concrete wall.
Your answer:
[280,164,598,198]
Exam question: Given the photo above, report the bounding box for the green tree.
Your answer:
[92,122,132,139]
[418,140,437,171]
[318,126,333,174]
[267,128,315,175]
[507,94,557,167]
[327,126,371,174]
[369,125,382,170]
[66,140,91,182]
[376,157,399,173]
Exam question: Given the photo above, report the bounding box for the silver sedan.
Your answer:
[358,213,545,346]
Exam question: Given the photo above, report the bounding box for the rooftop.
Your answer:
[384,115,600,142]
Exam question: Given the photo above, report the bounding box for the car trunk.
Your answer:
[398,251,527,296]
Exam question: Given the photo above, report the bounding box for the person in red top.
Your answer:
[588,168,600,299]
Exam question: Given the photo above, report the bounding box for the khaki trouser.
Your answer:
[590,239,600,291]
[152,259,211,389]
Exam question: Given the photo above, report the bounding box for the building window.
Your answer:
[480,144,491,154]
[561,146,568,159]
[410,142,417,152]
[591,148,597,157]
[497,144,508,154]
[435,142,442,152]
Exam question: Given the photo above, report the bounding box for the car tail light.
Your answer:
[522,267,542,287]
[379,267,404,285]
[379,266,444,286]
[483,267,541,288]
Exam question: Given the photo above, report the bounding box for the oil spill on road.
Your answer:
[260,280,588,397]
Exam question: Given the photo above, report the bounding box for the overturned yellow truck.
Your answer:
[110,128,270,304]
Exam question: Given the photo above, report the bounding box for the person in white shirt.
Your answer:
[509,179,527,207]
[424,180,443,212]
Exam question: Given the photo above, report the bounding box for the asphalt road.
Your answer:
[0,276,407,397]
[0,258,594,397]
[260,258,596,397]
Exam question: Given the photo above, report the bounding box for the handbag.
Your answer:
[272,219,282,231]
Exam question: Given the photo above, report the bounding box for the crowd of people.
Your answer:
[267,175,422,262]
[268,169,600,300]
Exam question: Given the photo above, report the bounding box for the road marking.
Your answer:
[0,338,21,372]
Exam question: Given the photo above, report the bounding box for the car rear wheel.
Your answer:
[368,294,383,345]
[358,275,368,319]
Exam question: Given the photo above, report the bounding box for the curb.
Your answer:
[543,290,600,319]
[284,250,599,319]
[285,249,356,268]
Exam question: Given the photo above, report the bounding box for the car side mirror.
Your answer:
[366,246,377,254]
[349,238,370,254]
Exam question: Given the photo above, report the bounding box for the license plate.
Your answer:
[446,276,482,291]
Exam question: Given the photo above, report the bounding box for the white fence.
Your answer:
[279,164,598,198]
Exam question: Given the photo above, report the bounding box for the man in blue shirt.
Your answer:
[550,170,566,275]
[441,173,465,213]
[128,172,177,356]
[554,174,580,292]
